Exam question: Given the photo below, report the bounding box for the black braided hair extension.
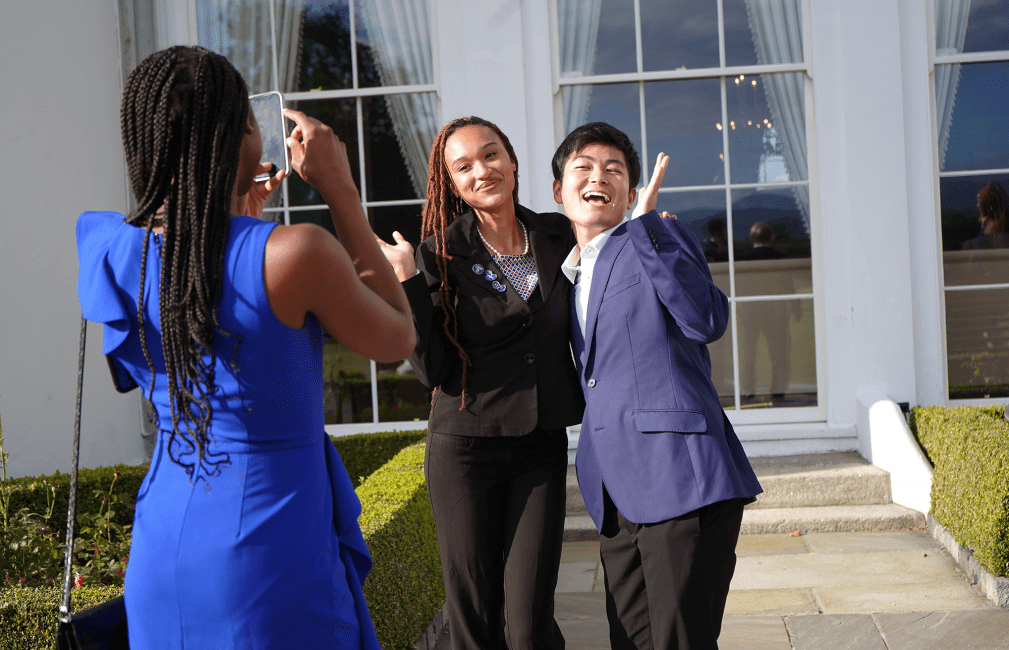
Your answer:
[120,46,248,480]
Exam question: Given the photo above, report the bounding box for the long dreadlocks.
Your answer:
[420,117,520,407]
[120,46,249,478]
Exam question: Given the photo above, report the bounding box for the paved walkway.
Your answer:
[555,529,1009,649]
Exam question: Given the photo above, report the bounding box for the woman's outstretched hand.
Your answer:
[631,152,670,219]
[375,231,417,282]
[283,108,355,199]
[235,163,285,218]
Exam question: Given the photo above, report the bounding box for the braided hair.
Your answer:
[120,46,249,478]
[420,117,519,406]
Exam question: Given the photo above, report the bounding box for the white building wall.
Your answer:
[0,0,146,478]
[0,0,956,476]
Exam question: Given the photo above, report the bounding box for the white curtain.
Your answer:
[934,0,972,171]
[557,0,603,133]
[196,0,304,94]
[358,0,438,198]
[745,0,809,235]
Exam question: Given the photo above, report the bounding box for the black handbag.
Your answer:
[54,316,130,650]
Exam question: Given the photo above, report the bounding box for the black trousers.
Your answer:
[425,428,568,650]
[599,487,746,650]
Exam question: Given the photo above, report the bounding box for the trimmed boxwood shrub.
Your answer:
[0,431,439,648]
[0,585,123,650]
[910,405,1009,577]
[331,429,426,488]
[357,442,442,649]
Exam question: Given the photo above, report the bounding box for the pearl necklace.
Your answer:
[477,220,529,257]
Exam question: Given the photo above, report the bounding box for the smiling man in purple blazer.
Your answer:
[554,122,762,650]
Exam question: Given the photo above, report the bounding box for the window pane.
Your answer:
[197,0,278,93]
[641,0,719,72]
[656,190,730,294]
[938,62,1009,172]
[945,286,1009,399]
[937,0,1009,55]
[644,79,724,187]
[724,0,804,67]
[375,359,431,422]
[363,94,432,201]
[354,0,433,89]
[299,1,354,91]
[709,331,734,409]
[323,338,375,424]
[731,187,812,297]
[286,99,360,206]
[590,0,638,76]
[940,174,1009,288]
[727,73,806,184]
[737,298,816,408]
[570,83,643,154]
[369,204,426,250]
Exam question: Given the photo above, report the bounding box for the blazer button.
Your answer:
[524,353,535,364]
[587,378,596,387]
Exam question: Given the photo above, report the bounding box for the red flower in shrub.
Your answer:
[74,575,84,588]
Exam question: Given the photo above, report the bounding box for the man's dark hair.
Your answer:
[551,122,641,188]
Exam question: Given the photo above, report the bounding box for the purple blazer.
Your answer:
[572,211,762,528]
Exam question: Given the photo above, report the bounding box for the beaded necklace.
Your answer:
[476,220,539,301]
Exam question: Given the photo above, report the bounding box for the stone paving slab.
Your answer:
[720,616,792,650]
[725,587,820,616]
[874,610,1009,650]
[814,582,991,614]
[785,614,888,650]
[800,529,936,554]
[555,593,608,650]
[731,550,965,590]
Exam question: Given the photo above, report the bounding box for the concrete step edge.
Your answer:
[740,503,926,534]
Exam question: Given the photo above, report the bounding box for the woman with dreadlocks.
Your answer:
[377,117,584,650]
[76,46,413,648]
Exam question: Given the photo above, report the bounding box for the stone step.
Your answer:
[566,451,893,517]
[563,503,926,541]
[748,451,892,509]
[740,503,926,534]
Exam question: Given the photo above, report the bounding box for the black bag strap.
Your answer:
[59,315,87,623]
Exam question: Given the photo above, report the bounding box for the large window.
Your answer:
[556,0,818,415]
[198,0,436,428]
[933,0,1009,400]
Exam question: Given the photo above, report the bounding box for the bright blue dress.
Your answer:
[76,211,380,649]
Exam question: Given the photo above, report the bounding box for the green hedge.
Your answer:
[357,442,443,649]
[330,429,426,488]
[0,431,439,649]
[0,585,123,650]
[910,405,1009,577]
[4,464,146,530]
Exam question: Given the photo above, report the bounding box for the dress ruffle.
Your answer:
[76,211,144,355]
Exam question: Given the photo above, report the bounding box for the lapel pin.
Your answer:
[472,263,484,274]
[491,281,506,292]
[485,270,498,281]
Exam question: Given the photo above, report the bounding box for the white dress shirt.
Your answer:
[561,218,628,336]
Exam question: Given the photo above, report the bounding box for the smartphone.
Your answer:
[248,91,289,182]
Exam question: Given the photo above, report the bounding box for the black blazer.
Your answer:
[403,205,585,437]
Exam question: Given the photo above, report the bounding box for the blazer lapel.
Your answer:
[583,224,631,353]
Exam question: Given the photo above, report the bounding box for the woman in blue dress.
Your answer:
[76,46,415,648]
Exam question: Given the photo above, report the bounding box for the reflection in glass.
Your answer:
[736,298,816,408]
[955,0,1009,54]
[363,95,431,202]
[731,188,812,297]
[570,83,643,154]
[298,1,354,90]
[369,204,426,249]
[322,337,375,424]
[945,286,1009,399]
[709,332,734,409]
[589,0,637,76]
[644,79,724,187]
[726,73,806,185]
[641,0,719,72]
[724,0,804,68]
[286,99,359,206]
[940,175,1009,287]
[938,63,1009,172]
[654,190,729,291]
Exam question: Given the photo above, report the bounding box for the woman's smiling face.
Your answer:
[443,125,517,216]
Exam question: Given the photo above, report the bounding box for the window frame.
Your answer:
[550,0,825,425]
